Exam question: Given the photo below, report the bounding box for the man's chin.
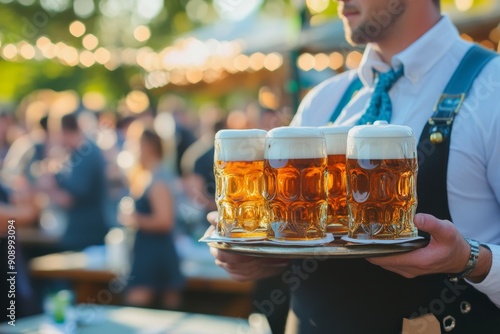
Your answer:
[345,31,368,47]
[342,24,365,46]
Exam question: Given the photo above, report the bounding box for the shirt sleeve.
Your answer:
[468,62,500,308]
[466,244,500,307]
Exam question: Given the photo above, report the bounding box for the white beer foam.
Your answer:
[347,124,416,159]
[320,126,351,155]
[265,127,326,160]
[215,129,267,161]
[216,129,267,140]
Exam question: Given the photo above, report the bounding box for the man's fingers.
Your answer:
[414,213,454,242]
[368,251,419,268]
[368,254,427,278]
[211,248,256,264]
[211,247,288,266]
[206,211,218,227]
[216,258,289,281]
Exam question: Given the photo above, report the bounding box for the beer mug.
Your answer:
[320,126,351,235]
[265,127,328,241]
[214,129,268,238]
[346,122,418,239]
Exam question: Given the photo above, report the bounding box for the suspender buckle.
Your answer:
[428,93,465,144]
[430,93,465,123]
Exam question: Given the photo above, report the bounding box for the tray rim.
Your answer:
[207,238,429,259]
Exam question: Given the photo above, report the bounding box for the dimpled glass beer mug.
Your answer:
[346,122,418,239]
[320,126,351,235]
[214,129,268,238]
[265,127,328,241]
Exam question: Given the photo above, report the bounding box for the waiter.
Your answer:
[209,0,500,332]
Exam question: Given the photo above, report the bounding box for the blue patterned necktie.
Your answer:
[357,66,404,125]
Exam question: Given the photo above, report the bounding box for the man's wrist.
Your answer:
[466,244,493,283]
[449,238,479,282]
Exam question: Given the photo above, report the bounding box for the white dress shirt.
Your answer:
[291,15,500,307]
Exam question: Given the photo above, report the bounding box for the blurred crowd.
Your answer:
[0,88,291,314]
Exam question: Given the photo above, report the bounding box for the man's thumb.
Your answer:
[414,213,451,242]
[206,211,219,227]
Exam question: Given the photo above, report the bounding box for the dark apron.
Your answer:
[286,125,500,333]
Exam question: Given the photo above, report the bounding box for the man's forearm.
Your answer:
[467,244,500,308]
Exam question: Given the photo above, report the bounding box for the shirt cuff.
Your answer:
[466,243,500,308]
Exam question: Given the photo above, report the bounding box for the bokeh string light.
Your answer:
[0,10,498,89]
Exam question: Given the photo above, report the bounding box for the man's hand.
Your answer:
[206,212,289,281]
[368,213,492,283]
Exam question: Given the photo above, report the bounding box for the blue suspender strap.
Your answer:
[427,45,498,144]
[417,44,497,223]
[328,76,363,124]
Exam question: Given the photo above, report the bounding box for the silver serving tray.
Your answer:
[208,238,429,259]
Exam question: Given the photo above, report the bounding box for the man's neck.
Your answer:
[372,11,442,64]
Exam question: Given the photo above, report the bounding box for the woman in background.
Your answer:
[121,127,184,309]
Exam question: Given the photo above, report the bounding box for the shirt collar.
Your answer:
[357,15,461,87]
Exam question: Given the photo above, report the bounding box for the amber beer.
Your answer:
[346,122,418,239]
[265,127,328,241]
[320,126,351,235]
[214,129,268,238]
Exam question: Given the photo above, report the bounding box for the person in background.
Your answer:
[2,100,50,187]
[182,117,226,216]
[121,127,185,309]
[180,104,221,177]
[0,179,40,321]
[97,111,129,228]
[0,108,13,168]
[156,94,196,177]
[115,115,135,150]
[38,113,109,251]
[178,105,224,237]
[2,101,55,264]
